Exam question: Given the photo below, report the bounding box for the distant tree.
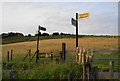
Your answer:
[8,32,24,37]
[28,34,31,37]
[42,33,49,36]
[60,33,71,35]
[16,33,24,36]
[35,32,41,36]
[60,33,65,35]
[1,32,24,38]
[8,32,15,37]
[1,33,8,38]
[67,33,71,35]
[25,35,28,37]
[52,32,59,36]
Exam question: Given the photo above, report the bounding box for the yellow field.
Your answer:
[1,37,119,58]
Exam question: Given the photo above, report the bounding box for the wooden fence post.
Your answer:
[28,50,31,60]
[79,48,82,64]
[91,49,94,62]
[7,51,9,62]
[82,48,87,79]
[82,48,85,64]
[11,50,13,61]
[86,50,89,63]
[60,51,63,59]
[86,62,90,79]
[89,66,98,79]
[109,61,114,79]
[62,43,66,61]
[94,66,98,79]
[86,50,90,79]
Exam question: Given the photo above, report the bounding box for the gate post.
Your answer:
[62,43,66,61]
[11,50,13,61]
[28,50,31,61]
[109,61,114,79]
[82,48,87,79]
[7,51,9,62]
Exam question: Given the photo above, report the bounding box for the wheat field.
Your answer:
[1,37,119,58]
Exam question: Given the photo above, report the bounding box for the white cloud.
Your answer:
[2,2,118,35]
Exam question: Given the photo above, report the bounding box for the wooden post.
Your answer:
[86,62,90,79]
[76,47,79,63]
[109,61,114,79]
[76,13,79,48]
[36,50,39,63]
[82,48,87,79]
[62,43,66,61]
[94,66,98,79]
[82,48,85,64]
[86,50,90,79]
[36,26,40,63]
[11,50,13,61]
[76,47,79,53]
[60,51,63,59]
[79,48,82,64]
[86,50,89,63]
[7,51,9,62]
[90,49,94,62]
[76,54,79,63]
[29,50,31,61]
[51,51,53,60]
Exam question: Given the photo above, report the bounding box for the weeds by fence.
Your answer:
[3,43,120,79]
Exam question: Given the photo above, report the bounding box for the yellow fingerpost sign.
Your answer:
[78,12,90,20]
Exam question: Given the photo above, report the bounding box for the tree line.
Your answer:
[1,32,72,38]
[1,32,117,39]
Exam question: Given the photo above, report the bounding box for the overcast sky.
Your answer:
[2,2,118,35]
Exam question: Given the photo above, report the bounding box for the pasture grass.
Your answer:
[92,50,119,72]
[2,52,82,79]
[1,37,119,79]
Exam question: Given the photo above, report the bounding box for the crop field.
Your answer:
[2,37,119,55]
[1,37,120,79]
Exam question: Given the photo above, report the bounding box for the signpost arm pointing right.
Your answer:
[76,13,79,48]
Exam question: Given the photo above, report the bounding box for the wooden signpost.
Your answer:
[71,12,90,48]
[29,25,46,63]
[76,13,79,48]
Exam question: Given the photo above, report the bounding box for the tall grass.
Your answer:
[2,51,83,79]
[2,61,83,79]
